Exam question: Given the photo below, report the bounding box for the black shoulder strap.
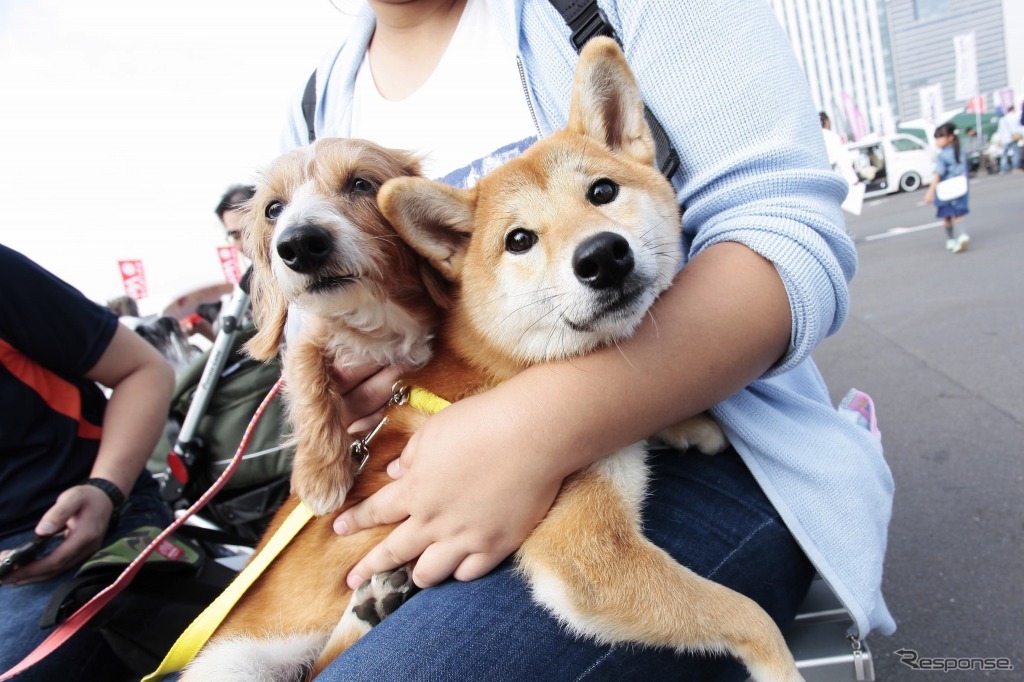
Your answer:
[547,0,680,180]
[302,70,317,144]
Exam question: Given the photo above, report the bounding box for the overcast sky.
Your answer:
[0,0,354,313]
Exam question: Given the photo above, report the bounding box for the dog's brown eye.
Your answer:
[350,177,375,194]
[587,179,619,206]
[265,202,284,220]
[505,228,537,254]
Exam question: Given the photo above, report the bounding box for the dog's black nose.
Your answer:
[277,224,333,273]
[572,232,634,289]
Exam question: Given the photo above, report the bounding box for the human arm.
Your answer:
[925,151,950,204]
[334,0,852,587]
[14,325,175,583]
[337,241,790,588]
[923,172,940,203]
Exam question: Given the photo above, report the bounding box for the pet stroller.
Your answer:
[156,268,293,548]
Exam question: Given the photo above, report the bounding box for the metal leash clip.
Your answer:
[389,381,410,406]
[348,381,411,475]
[349,418,387,475]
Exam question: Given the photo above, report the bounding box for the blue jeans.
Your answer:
[1000,142,1021,172]
[0,472,173,682]
[316,447,815,681]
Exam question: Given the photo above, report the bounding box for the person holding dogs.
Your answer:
[0,244,176,681]
[277,0,895,679]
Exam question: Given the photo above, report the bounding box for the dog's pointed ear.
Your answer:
[379,177,475,282]
[244,256,288,360]
[566,36,655,167]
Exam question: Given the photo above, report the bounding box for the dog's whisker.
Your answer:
[513,300,564,348]
[495,292,565,328]
[610,336,637,371]
[645,306,662,340]
[462,286,560,313]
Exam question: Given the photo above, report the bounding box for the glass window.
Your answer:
[892,137,925,152]
[914,0,949,21]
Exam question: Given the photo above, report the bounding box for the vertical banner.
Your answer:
[118,260,148,300]
[919,83,944,126]
[217,246,242,285]
[994,88,1015,113]
[841,92,868,141]
[953,32,978,102]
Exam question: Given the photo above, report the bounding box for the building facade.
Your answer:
[770,0,1024,137]
[886,0,1011,121]
[768,0,898,140]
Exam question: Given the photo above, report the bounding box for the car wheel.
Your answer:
[899,172,922,192]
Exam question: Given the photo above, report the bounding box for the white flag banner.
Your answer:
[919,83,944,125]
[954,32,978,102]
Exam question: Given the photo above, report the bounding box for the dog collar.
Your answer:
[348,383,452,474]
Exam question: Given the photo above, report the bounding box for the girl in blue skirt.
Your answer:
[925,122,970,253]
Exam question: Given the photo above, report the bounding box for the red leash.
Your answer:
[0,379,284,681]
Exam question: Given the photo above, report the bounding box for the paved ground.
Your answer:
[812,172,1024,680]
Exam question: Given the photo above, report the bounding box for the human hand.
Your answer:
[924,189,935,204]
[333,358,406,434]
[0,485,114,585]
[180,315,215,342]
[334,391,565,589]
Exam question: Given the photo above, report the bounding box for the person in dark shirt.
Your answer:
[0,243,176,680]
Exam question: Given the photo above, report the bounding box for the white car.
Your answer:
[846,134,935,198]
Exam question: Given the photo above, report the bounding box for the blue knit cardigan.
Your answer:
[281,0,896,640]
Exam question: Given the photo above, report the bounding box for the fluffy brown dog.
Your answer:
[184,38,800,682]
[243,138,448,517]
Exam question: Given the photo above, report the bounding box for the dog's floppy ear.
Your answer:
[379,177,475,282]
[239,197,288,360]
[566,36,655,167]
[244,254,288,361]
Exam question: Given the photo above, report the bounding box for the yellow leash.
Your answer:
[144,386,450,679]
[142,501,314,680]
[408,386,452,415]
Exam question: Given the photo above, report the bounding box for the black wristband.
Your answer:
[84,478,127,514]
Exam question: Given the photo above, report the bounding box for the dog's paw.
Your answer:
[350,567,418,628]
[654,414,728,455]
[292,459,354,516]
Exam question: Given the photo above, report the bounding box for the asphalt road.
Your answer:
[812,172,1024,680]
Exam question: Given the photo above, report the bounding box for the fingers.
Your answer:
[411,543,465,588]
[348,409,386,436]
[334,482,408,535]
[350,544,508,590]
[35,487,98,536]
[452,552,506,583]
[11,487,111,584]
[13,530,92,584]
[346,522,428,589]
[333,360,406,433]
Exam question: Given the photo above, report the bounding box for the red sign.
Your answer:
[155,539,183,561]
[217,246,242,285]
[965,95,986,113]
[118,259,148,300]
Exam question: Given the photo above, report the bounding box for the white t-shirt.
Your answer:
[821,128,857,186]
[349,0,537,186]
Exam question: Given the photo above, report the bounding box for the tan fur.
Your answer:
[238,138,448,516]
[185,38,800,682]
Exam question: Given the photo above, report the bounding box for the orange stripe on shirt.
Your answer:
[0,337,103,440]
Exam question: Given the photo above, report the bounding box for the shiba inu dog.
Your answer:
[183,37,800,682]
